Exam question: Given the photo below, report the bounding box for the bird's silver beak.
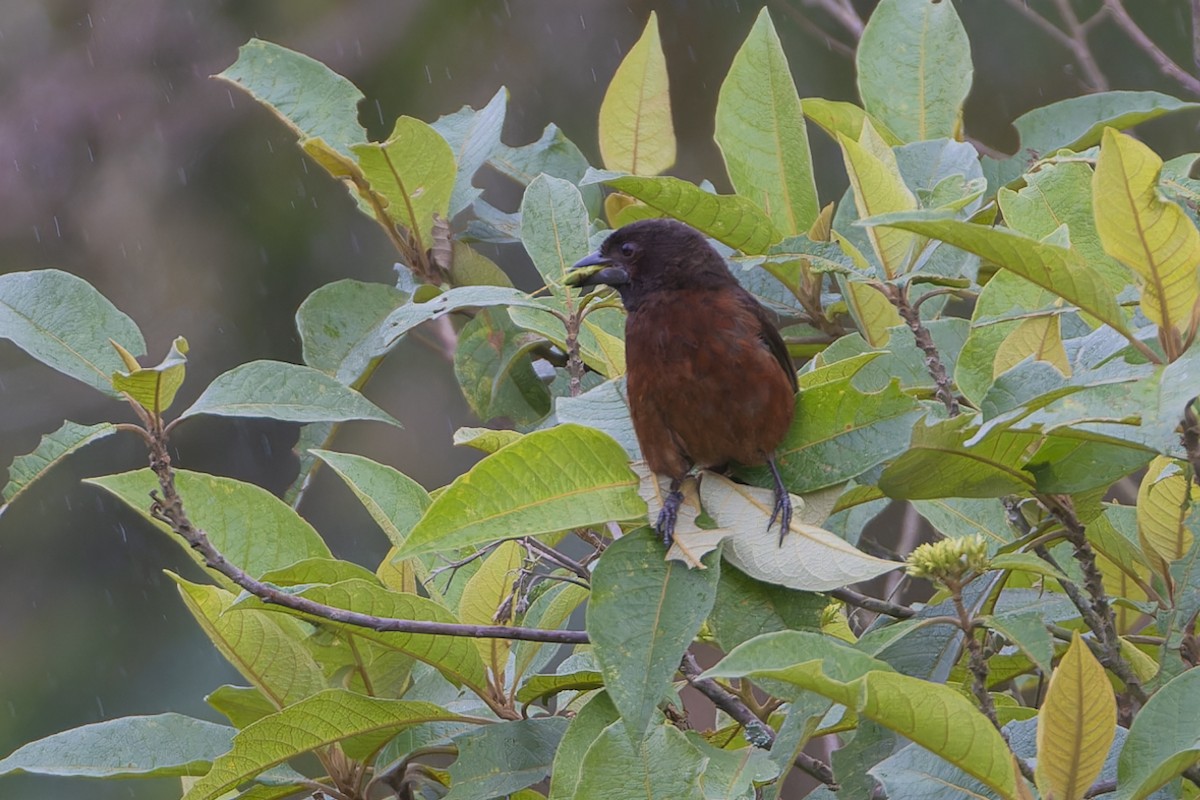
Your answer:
[566,251,629,288]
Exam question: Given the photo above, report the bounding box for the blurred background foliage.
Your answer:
[0,1,1196,798]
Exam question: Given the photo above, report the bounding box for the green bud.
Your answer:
[905,534,990,584]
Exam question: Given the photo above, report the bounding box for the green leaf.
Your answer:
[582,169,782,254]
[431,86,507,218]
[489,123,600,213]
[296,279,407,385]
[1014,91,1200,163]
[871,213,1131,336]
[0,713,234,779]
[515,670,604,707]
[587,529,719,740]
[691,733,777,799]
[444,717,568,800]
[181,689,470,800]
[1,420,116,508]
[88,469,331,583]
[400,424,644,557]
[980,610,1054,677]
[206,685,277,730]
[257,557,380,588]
[1095,128,1200,340]
[549,692,620,799]
[509,300,626,378]
[0,269,145,397]
[997,160,1130,296]
[351,116,456,255]
[179,360,399,426]
[715,8,818,235]
[574,723,706,800]
[768,376,923,493]
[383,285,548,343]
[856,0,972,142]
[215,39,365,156]
[870,742,999,800]
[878,415,1040,500]
[1116,664,1200,798]
[912,497,1016,549]
[111,335,189,414]
[709,563,826,652]
[598,12,675,175]
[453,426,524,454]
[239,579,489,696]
[170,576,327,709]
[520,174,593,296]
[311,449,430,547]
[453,309,550,425]
[553,378,640,459]
[801,98,903,147]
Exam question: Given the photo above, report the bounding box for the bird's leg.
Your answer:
[766,454,792,546]
[655,478,685,548]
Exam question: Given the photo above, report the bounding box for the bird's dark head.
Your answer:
[567,219,736,311]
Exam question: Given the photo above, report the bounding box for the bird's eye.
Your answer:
[620,242,638,258]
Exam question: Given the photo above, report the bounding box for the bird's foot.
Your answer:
[766,454,792,546]
[655,488,684,548]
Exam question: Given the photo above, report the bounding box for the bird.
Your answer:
[567,218,798,547]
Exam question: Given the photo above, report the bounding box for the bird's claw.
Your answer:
[766,454,791,546]
[769,491,792,546]
[656,489,684,548]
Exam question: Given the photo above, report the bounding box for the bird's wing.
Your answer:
[747,295,798,392]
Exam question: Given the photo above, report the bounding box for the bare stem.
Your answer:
[830,586,915,619]
[889,284,961,417]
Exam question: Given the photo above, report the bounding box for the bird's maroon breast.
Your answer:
[624,289,795,476]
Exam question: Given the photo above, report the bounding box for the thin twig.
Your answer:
[1052,0,1110,91]
[679,652,840,790]
[830,586,915,619]
[1105,0,1200,97]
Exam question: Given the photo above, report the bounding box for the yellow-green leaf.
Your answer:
[1095,128,1200,341]
[352,116,456,254]
[169,575,326,710]
[459,540,525,675]
[1035,632,1116,800]
[838,124,918,278]
[598,12,675,175]
[802,98,903,147]
[993,316,1069,378]
[111,336,189,414]
[715,8,818,234]
[1136,455,1197,580]
[399,424,644,557]
[840,278,903,347]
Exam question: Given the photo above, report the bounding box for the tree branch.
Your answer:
[830,586,915,619]
[889,284,961,417]
[1104,0,1200,97]
[142,431,589,645]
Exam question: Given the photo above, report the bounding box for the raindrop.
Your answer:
[687,45,696,63]
[375,98,385,126]
[545,21,554,34]
[177,166,187,186]
[266,139,274,154]
[350,231,361,253]
[53,216,61,238]
[117,522,127,543]
[261,434,272,457]
[86,143,95,162]
[579,14,586,30]
[354,39,363,59]
[86,12,93,27]
[32,225,40,243]
[12,159,19,173]
[31,117,39,133]
[591,67,597,84]
[226,89,236,109]
[425,65,433,84]
[445,67,452,80]
[259,246,269,264]
[300,157,309,174]
[95,696,105,717]
[119,241,127,258]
